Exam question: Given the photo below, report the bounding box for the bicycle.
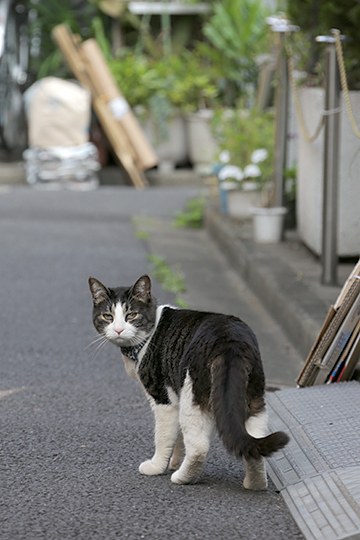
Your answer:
[0,0,31,152]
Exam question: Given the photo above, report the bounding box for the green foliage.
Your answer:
[213,106,275,190]
[109,45,219,142]
[109,46,219,113]
[203,0,271,101]
[29,0,104,79]
[134,229,150,241]
[287,0,360,89]
[147,254,188,307]
[173,197,206,229]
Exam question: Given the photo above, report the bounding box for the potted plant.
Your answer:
[286,0,360,256]
[214,107,274,204]
[184,0,271,174]
[109,48,219,172]
[217,149,266,219]
[214,105,288,242]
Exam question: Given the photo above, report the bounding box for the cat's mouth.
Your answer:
[109,334,127,346]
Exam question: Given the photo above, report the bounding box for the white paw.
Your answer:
[139,460,165,476]
[171,470,188,484]
[243,476,268,491]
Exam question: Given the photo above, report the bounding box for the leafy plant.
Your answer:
[287,0,360,89]
[203,0,271,102]
[109,46,219,142]
[29,0,104,79]
[173,197,206,229]
[109,46,219,113]
[147,254,187,307]
[212,106,275,192]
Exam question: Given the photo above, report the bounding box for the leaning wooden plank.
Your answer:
[339,328,360,380]
[314,293,360,384]
[52,24,147,188]
[93,97,146,189]
[81,39,158,171]
[329,320,360,382]
[334,259,360,310]
[297,276,360,386]
[52,25,89,87]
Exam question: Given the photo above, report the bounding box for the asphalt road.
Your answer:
[0,186,303,539]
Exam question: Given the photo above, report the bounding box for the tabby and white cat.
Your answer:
[89,274,289,490]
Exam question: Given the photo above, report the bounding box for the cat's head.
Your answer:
[88,275,157,347]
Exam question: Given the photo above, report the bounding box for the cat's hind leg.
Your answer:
[139,402,179,476]
[243,409,268,490]
[171,373,214,485]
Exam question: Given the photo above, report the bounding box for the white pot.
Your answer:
[144,114,188,172]
[185,110,218,175]
[226,188,262,219]
[297,87,360,256]
[251,206,287,243]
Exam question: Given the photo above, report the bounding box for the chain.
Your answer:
[333,28,360,139]
[286,43,324,143]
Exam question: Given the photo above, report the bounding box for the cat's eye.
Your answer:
[102,313,113,322]
[127,312,138,321]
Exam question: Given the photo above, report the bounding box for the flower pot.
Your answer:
[226,188,262,219]
[251,206,287,243]
[185,110,218,175]
[143,113,188,172]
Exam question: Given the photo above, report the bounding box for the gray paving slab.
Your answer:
[266,382,360,540]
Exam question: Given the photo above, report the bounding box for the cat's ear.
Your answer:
[88,277,110,306]
[131,275,152,303]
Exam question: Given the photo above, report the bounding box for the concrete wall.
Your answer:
[297,87,360,257]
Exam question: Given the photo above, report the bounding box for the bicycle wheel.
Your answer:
[0,2,28,152]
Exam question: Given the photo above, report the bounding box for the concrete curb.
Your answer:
[206,208,330,359]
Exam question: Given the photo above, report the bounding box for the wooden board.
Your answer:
[297,259,360,386]
[52,24,157,188]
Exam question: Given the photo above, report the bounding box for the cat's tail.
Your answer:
[211,350,289,460]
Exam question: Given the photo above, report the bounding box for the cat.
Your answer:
[88,274,289,490]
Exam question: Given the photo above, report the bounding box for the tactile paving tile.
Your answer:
[265,382,360,540]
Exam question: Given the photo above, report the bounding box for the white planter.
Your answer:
[297,87,360,256]
[226,188,262,219]
[251,206,287,243]
[144,113,188,172]
[185,110,218,175]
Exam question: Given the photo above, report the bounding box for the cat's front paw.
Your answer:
[139,460,166,476]
[171,470,191,485]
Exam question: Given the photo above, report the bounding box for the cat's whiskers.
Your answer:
[128,333,152,349]
[84,334,107,351]
[85,334,109,360]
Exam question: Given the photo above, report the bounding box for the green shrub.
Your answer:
[287,0,360,89]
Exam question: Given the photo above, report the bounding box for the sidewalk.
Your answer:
[206,205,360,540]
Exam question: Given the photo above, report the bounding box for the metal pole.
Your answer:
[273,31,288,208]
[316,36,341,285]
[267,16,299,214]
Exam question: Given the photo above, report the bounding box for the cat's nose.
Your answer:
[114,327,123,335]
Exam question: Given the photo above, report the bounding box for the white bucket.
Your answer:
[251,206,287,243]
